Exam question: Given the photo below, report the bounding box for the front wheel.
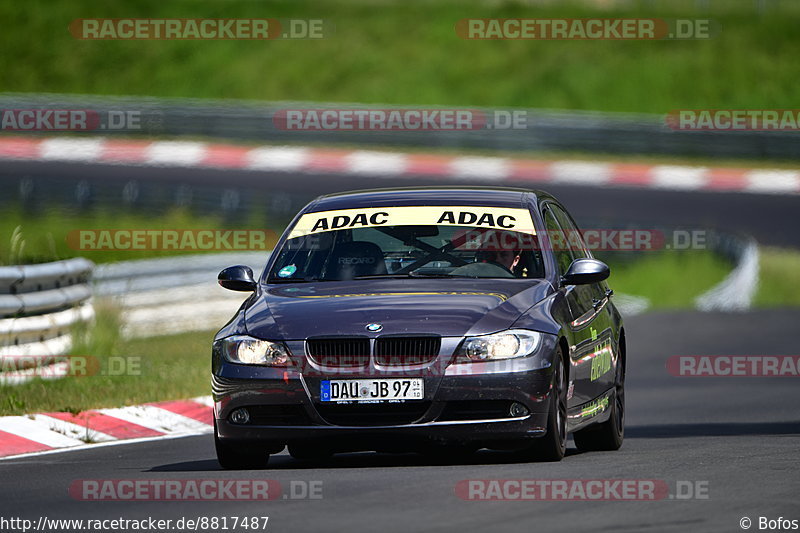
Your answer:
[521,346,567,462]
[215,421,270,469]
[573,355,625,452]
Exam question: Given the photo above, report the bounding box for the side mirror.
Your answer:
[218,265,257,292]
[561,258,610,286]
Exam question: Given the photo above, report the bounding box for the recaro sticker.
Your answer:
[287,206,537,239]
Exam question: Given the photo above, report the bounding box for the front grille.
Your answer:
[246,405,314,426]
[306,337,370,367]
[374,336,441,366]
[315,402,431,426]
[438,400,513,421]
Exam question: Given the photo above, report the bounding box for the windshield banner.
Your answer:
[288,206,537,239]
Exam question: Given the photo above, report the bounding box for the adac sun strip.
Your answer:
[287,206,537,239]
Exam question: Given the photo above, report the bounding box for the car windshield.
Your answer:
[268,206,546,282]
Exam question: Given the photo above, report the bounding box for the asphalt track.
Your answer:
[1,160,799,247]
[2,309,798,533]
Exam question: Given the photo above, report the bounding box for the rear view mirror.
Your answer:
[218,265,257,292]
[561,258,610,286]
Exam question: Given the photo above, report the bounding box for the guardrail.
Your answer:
[94,252,266,339]
[0,258,94,385]
[1,92,797,159]
[696,234,760,311]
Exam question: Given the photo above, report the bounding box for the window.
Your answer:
[551,204,591,260]
[541,206,575,277]
[268,223,547,281]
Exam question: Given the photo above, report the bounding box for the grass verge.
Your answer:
[0,206,281,265]
[0,303,211,416]
[603,250,732,308]
[0,0,796,114]
[755,247,800,307]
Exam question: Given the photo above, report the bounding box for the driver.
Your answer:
[477,249,520,273]
[473,229,523,274]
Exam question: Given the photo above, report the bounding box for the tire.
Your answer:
[215,421,270,469]
[288,443,333,462]
[573,352,625,452]
[522,345,567,462]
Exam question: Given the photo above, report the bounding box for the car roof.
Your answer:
[306,186,551,212]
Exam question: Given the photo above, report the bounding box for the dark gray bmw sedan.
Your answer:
[212,187,626,468]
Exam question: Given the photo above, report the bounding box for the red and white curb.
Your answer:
[0,396,213,460]
[0,136,798,195]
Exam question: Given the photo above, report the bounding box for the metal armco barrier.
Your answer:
[695,234,760,311]
[93,252,265,339]
[1,92,797,159]
[0,258,95,385]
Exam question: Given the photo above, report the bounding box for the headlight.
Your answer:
[215,335,290,366]
[455,329,542,362]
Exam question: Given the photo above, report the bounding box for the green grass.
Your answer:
[0,303,212,416]
[0,0,798,113]
[604,250,732,308]
[754,247,800,307]
[0,206,284,265]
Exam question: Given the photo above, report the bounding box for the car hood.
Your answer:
[244,278,553,339]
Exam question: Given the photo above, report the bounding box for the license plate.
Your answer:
[320,379,424,402]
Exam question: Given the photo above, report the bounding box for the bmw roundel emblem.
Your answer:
[366,323,383,332]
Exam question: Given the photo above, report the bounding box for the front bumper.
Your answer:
[213,360,555,451]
